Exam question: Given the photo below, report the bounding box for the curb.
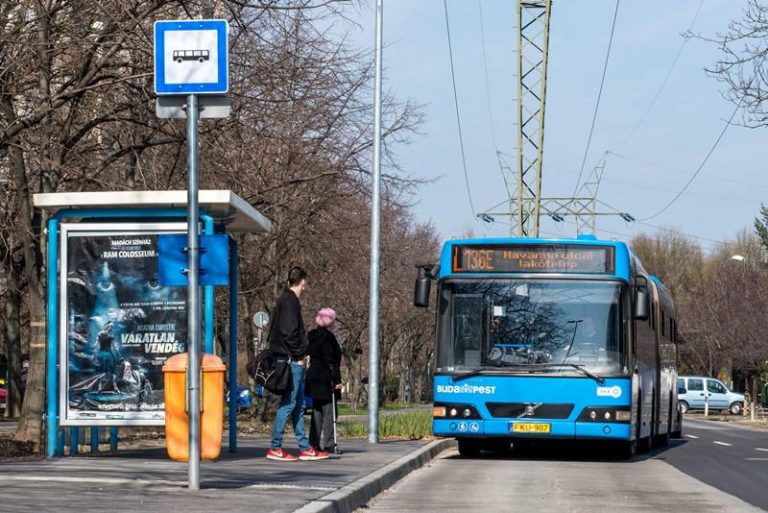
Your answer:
[293,438,456,513]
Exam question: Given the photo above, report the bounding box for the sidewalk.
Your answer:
[686,412,768,431]
[0,436,452,513]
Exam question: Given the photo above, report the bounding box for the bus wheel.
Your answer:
[457,438,481,457]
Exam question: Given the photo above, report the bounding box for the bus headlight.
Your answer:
[578,407,631,423]
[433,403,481,419]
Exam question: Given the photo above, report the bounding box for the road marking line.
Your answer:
[755,448,768,452]
[1,475,183,487]
[685,434,699,439]
[746,458,768,461]
[713,441,732,447]
[0,475,338,491]
[246,483,338,491]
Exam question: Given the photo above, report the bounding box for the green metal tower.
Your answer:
[480,1,632,237]
[512,0,551,237]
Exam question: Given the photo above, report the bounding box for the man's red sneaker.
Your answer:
[266,448,298,461]
[299,447,330,461]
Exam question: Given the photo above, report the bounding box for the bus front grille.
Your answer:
[486,402,574,419]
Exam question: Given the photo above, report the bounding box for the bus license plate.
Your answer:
[511,422,550,434]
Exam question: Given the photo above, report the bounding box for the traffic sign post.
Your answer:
[154,18,229,491]
[252,311,269,352]
[252,311,269,329]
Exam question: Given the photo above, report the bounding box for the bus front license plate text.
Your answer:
[511,422,551,434]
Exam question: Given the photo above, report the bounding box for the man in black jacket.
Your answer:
[267,267,330,461]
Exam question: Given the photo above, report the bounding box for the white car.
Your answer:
[678,376,744,415]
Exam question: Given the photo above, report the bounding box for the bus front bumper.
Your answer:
[433,418,632,440]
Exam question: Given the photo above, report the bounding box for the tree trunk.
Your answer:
[4,272,23,418]
[752,375,758,422]
[14,292,46,449]
[6,142,47,449]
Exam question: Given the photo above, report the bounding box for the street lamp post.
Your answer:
[730,253,756,421]
[368,0,383,444]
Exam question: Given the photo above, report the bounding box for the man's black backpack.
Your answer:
[247,350,292,395]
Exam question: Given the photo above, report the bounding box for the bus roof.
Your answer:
[438,236,633,282]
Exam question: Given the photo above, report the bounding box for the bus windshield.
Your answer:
[437,279,626,375]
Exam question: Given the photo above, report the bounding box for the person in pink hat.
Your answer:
[306,308,343,453]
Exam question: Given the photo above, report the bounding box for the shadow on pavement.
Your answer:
[445,438,688,463]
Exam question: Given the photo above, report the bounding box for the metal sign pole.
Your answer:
[367,0,383,444]
[186,94,202,490]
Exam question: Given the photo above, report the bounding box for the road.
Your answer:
[663,417,768,511]
[360,418,768,513]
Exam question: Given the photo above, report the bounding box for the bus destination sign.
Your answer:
[452,244,614,274]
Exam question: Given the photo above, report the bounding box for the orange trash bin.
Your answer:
[163,353,226,461]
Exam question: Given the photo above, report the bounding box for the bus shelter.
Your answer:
[33,190,271,458]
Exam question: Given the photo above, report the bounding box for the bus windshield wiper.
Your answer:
[552,363,605,384]
[450,370,486,381]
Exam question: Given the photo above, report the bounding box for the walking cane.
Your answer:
[332,389,341,454]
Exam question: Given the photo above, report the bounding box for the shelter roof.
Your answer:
[33,190,271,233]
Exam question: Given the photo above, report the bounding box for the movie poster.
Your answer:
[61,223,188,425]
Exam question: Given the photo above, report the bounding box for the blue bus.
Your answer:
[414,236,682,458]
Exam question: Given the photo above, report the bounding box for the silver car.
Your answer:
[678,376,744,415]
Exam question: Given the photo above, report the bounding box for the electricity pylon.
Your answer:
[511,0,551,237]
[482,153,634,236]
[479,1,632,237]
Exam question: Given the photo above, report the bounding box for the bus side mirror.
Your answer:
[634,288,650,320]
[414,273,431,308]
[414,264,439,308]
[413,264,440,308]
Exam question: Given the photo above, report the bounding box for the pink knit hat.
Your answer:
[315,308,336,328]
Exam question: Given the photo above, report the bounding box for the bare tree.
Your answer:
[702,0,768,127]
[1,0,429,449]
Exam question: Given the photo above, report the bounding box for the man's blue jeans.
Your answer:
[270,361,310,450]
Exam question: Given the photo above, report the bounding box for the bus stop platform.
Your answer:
[0,436,453,513]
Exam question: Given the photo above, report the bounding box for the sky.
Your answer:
[341,0,767,253]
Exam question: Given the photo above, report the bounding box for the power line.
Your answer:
[611,0,705,151]
[637,103,740,221]
[606,150,768,190]
[572,0,621,196]
[599,175,763,203]
[443,0,477,218]
[477,0,499,153]
[596,200,725,246]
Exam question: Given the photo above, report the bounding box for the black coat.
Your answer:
[268,289,309,359]
[305,327,342,402]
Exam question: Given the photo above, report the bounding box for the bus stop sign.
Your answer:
[154,19,229,95]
